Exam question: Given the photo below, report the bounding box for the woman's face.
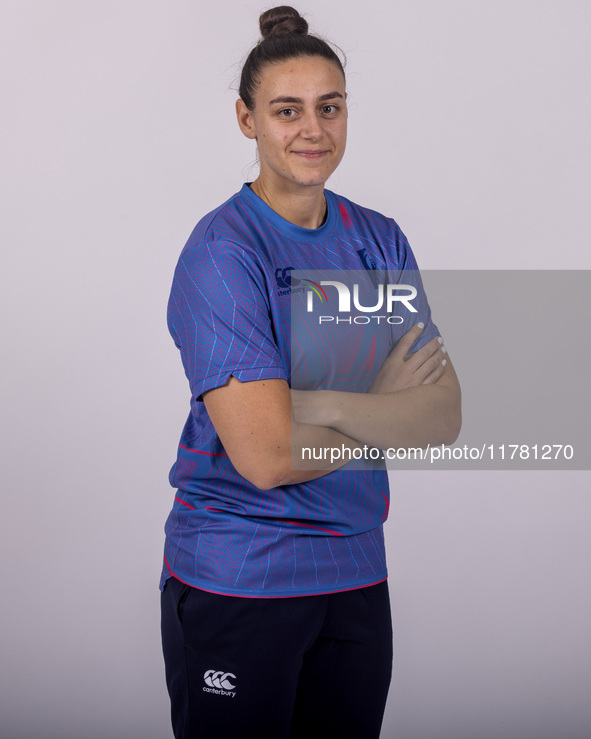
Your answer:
[237,56,347,193]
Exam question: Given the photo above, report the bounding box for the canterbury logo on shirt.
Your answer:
[275,267,299,289]
[276,267,306,297]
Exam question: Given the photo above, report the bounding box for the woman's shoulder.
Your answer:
[184,189,247,246]
[327,190,406,239]
[178,186,265,260]
[173,187,275,286]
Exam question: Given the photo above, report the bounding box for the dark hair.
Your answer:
[239,6,345,110]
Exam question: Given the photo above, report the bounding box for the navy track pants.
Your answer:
[161,577,393,738]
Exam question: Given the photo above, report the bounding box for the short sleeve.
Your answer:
[167,238,288,400]
[387,227,440,353]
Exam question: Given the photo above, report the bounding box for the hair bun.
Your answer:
[259,6,308,40]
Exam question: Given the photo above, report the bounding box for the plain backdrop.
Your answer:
[1,1,590,738]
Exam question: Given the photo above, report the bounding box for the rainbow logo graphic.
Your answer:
[302,279,328,303]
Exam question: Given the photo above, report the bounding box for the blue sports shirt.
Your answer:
[161,183,438,597]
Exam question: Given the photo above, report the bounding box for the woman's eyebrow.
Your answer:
[268,92,345,105]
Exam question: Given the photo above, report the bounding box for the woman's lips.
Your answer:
[292,150,329,159]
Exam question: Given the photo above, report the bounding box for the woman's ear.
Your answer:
[236,99,257,140]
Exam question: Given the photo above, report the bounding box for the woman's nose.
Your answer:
[299,111,323,139]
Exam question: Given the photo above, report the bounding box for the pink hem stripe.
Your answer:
[167,573,388,599]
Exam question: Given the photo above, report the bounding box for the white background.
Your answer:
[1,1,590,737]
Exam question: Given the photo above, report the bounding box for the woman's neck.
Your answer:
[250,178,327,229]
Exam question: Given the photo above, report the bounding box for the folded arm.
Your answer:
[291,322,462,450]
[204,324,460,489]
[203,377,366,491]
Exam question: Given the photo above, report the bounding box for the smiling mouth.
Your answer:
[292,150,329,160]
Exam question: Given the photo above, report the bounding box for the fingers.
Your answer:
[404,334,448,383]
[404,334,444,370]
[370,323,448,394]
[421,356,447,385]
[391,321,427,359]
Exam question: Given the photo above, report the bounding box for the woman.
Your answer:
[161,6,461,738]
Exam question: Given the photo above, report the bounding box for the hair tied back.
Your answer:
[239,5,345,110]
[260,6,309,39]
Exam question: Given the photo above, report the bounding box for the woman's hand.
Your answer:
[290,322,461,450]
[292,323,450,428]
[368,322,447,394]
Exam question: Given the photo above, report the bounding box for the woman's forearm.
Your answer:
[299,384,461,450]
[272,420,367,487]
[204,376,368,491]
[292,359,462,451]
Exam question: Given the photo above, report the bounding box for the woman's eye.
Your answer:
[278,108,296,118]
[322,105,338,115]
